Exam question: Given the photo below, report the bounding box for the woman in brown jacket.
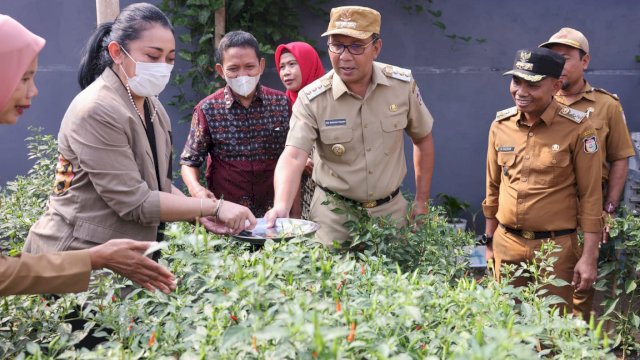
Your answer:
[23,3,256,256]
[0,14,175,295]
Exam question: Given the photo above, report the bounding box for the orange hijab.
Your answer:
[0,15,45,109]
[275,42,325,106]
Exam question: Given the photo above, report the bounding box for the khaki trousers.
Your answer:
[493,225,582,314]
[309,186,408,246]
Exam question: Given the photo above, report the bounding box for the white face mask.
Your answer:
[120,46,173,97]
[226,74,260,97]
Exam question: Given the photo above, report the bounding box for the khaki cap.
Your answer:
[321,6,381,39]
[539,27,589,54]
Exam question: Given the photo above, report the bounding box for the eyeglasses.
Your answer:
[328,38,378,55]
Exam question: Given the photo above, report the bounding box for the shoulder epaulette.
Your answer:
[381,64,412,82]
[559,106,587,124]
[494,106,517,122]
[303,76,332,101]
[593,87,619,101]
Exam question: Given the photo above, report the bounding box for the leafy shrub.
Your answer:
[0,134,634,359]
[0,127,56,254]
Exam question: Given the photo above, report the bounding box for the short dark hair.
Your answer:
[578,49,587,59]
[215,30,261,64]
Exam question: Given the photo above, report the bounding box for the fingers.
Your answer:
[265,210,278,228]
[571,270,581,290]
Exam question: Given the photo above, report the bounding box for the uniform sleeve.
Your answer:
[180,106,212,168]
[0,251,91,295]
[285,93,318,154]
[405,79,434,140]
[482,124,500,218]
[65,104,161,225]
[605,102,635,162]
[574,123,604,232]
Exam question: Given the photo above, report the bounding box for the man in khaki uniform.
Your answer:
[265,6,435,246]
[540,28,635,319]
[482,48,603,313]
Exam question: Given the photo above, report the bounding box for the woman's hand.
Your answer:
[216,201,256,234]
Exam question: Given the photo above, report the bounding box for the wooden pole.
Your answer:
[214,4,225,48]
[96,0,120,25]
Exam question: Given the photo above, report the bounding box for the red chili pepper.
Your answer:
[230,314,238,322]
[128,318,135,331]
[313,351,318,358]
[415,325,422,331]
[111,294,117,302]
[361,264,365,275]
[336,300,342,313]
[148,330,156,347]
[347,322,356,342]
[421,343,426,351]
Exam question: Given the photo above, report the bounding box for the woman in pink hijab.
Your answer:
[0,15,175,295]
[275,42,325,219]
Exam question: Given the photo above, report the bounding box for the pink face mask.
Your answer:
[0,15,45,110]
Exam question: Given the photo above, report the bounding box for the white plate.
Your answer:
[232,218,320,244]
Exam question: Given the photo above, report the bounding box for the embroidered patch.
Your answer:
[497,146,515,152]
[583,136,599,154]
[53,154,75,195]
[580,129,596,138]
[325,119,347,127]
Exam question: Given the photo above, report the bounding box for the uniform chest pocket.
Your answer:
[535,148,571,186]
[319,126,353,144]
[381,114,408,155]
[497,152,516,178]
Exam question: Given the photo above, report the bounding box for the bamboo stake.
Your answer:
[96,0,120,25]
[214,4,225,48]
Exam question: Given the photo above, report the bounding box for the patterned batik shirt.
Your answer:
[180,84,290,217]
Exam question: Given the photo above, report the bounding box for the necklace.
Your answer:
[126,84,157,124]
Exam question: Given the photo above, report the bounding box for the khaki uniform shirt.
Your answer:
[555,82,635,181]
[0,251,91,295]
[482,100,603,233]
[286,62,434,202]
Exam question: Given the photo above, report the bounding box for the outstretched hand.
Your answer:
[89,239,177,294]
[265,207,289,228]
[216,201,256,234]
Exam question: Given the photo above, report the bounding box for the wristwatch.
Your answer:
[478,234,493,246]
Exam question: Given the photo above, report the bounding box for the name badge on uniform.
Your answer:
[325,119,347,127]
[497,146,515,152]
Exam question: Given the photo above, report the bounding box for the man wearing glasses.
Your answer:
[266,6,435,246]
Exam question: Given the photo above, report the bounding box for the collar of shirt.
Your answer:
[330,61,391,100]
[515,99,561,127]
[223,84,264,109]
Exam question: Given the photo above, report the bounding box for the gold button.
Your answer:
[528,132,534,137]
[525,155,530,160]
